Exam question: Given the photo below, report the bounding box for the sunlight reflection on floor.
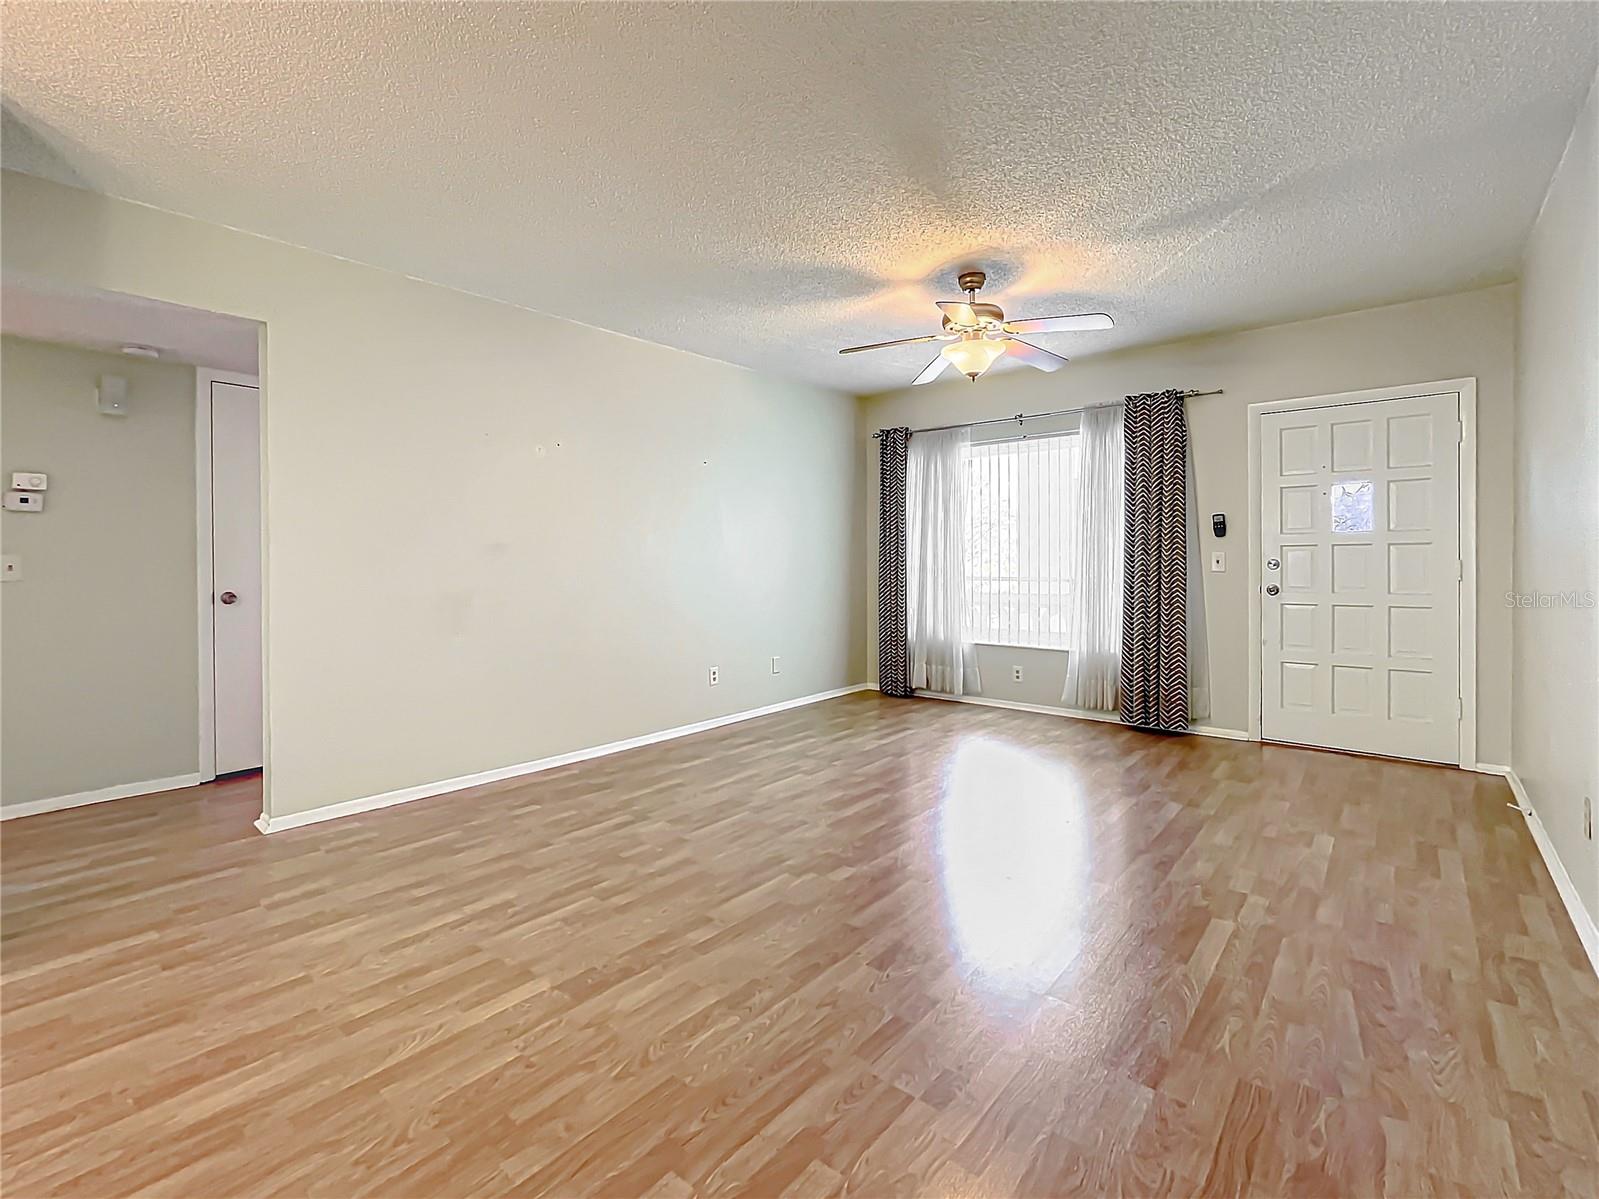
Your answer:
[936,737,1091,999]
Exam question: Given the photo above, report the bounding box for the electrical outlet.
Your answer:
[708,666,720,686]
[771,656,781,674]
[1011,665,1024,683]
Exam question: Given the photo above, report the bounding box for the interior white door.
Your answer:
[1260,392,1460,763]
[211,381,263,775]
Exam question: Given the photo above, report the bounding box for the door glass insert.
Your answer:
[1330,479,1374,534]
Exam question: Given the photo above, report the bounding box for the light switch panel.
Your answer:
[10,472,47,491]
[1209,551,1226,572]
[97,375,129,416]
[1,555,19,581]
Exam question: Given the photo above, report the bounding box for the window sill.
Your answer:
[967,640,1071,653]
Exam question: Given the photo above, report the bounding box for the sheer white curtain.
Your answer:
[1062,405,1125,709]
[907,427,980,695]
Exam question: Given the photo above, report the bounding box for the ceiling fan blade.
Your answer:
[911,354,950,386]
[838,333,946,355]
[1005,338,1069,373]
[936,301,981,327]
[1002,312,1114,335]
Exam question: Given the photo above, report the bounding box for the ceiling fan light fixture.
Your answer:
[941,336,1006,381]
[835,269,1110,386]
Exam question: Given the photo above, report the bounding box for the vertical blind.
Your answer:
[964,432,1082,648]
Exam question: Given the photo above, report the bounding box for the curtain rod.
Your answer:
[871,389,1224,438]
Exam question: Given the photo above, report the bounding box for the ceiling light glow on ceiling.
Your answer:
[942,336,1006,381]
[120,344,161,359]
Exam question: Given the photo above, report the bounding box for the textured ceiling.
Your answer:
[1,275,260,372]
[3,2,1595,393]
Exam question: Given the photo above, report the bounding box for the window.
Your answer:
[1330,479,1374,533]
[964,433,1081,648]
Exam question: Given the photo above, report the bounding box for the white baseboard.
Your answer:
[1189,724,1252,741]
[1,772,205,821]
[1486,766,1599,978]
[911,690,1250,742]
[255,684,869,835]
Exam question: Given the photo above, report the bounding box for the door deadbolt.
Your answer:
[219,591,238,605]
[1266,557,1280,571]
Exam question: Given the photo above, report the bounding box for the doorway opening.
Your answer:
[0,275,265,819]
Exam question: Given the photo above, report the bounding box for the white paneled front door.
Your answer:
[1260,391,1461,763]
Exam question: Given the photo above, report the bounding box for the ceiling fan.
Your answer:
[838,270,1113,385]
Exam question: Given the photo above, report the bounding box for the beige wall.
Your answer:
[859,285,1518,764]
[1,336,199,805]
[1513,74,1598,930]
[1,170,862,821]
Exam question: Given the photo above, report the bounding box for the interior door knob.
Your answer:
[1265,584,1280,597]
[219,591,238,605]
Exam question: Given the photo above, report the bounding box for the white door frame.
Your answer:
[1246,377,1478,767]
[195,368,262,783]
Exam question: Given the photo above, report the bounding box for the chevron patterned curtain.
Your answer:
[877,428,913,697]
[1119,391,1190,731]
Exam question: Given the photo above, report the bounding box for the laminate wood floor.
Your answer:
[3,693,1595,1198]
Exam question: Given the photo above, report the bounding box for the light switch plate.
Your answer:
[1,555,19,581]
[10,472,47,491]
[3,491,44,512]
[1209,551,1226,572]
[97,375,129,416]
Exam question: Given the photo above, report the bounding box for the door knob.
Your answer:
[1266,557,1280,571]
[219,591,238,605]
[1265,584,1280,597]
